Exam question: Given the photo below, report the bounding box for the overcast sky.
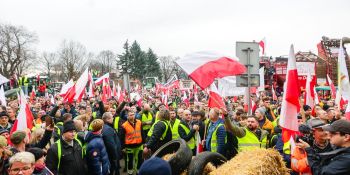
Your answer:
[1,0,349,58]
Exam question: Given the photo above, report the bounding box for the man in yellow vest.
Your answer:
[179,110,199,155]
[140,104,154,137]
[18,74,29,96]
[169,109,181,139]
[237,116,269,152]
[204,108,226,156]
[121,110,144,175]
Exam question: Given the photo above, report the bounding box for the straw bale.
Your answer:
[162,153,175,161]
[210,149,290,175]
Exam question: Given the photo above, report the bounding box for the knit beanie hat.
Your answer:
[10,131,26,145]
[63,120,76,133]
[139,157,171,175]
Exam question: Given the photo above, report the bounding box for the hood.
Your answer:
[85,131,102,143]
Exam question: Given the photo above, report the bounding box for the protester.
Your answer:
[46,120,87,174]
[139,157,171,175]
[8,152,35,175]
[204,108,226,156]
[85,119,110,175]
[299,119,350,174]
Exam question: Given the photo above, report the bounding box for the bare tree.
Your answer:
[40,52,57,79]
[57,40,88,80]
[96,50,116,74]
[0,23,38,77]
[159,56,179,82]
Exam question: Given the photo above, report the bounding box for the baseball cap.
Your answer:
[322,119,350,134]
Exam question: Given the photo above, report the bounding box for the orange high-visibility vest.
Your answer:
[291,146,312,175]
[122,120,142,145]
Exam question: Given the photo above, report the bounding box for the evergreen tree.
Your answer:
[129,40,146,79]
[145,48,161,78]
[117,40,132,74]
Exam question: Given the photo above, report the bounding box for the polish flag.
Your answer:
[87,72,94,98]
[208,83,225,109]
[112,81,117,97]
[102,79,108,103]
[88,80,94,98]
[117,83,121,99]
[304,71,314,109]
[176,51,246,89]
[327,74,336,99]
[193,84,199,102]
[118,89,125,103]
[259,38,266,56]
[279,45,301,143]
[10,90,34,136]
[64,68,89,103]
[30,86,36,103]
[195,132,203,154]
[0,86,6,106]
[182,91,189,107]
[59,79,74,97]
[94,73,109,85]
[271,85,278,101]
[73,68,89,102]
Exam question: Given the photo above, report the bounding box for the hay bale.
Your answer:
[162,153,175,161]
[203,162,217,174]
[210,149,290,175]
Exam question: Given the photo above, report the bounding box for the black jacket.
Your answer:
[145,120,172,152]
[102,123,121,161]
[46,138,87,175]
[306,146,350,175]
[178,120,196,142]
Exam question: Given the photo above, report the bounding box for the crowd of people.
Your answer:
[0,84,349,175]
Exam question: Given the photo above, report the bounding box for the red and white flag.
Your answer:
[10,90,34,136]
[64,68,89,103]
[94,73,109,86]
[117,83,121,99]
[59,79,74,97]
[102,79,108,103]
[327,74,336,99]
[30,86,36,103]
[176,51,246,89]
[195,131,203,154]
[182,91,189,107]
[259,37,266,56]
[118,89,125,103]
[112,81,117,97]
[279,45,301,143]
[208,83,225,109]
[271,85,278,101]
[304,71,314,109]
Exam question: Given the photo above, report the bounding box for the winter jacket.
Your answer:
[46,138,87,175]
[306,146,350,175]
[102,123,121,162]
[178,120,196,142]
[0,123,12,132]
[85,132,110,175]
[145,120,172,152]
